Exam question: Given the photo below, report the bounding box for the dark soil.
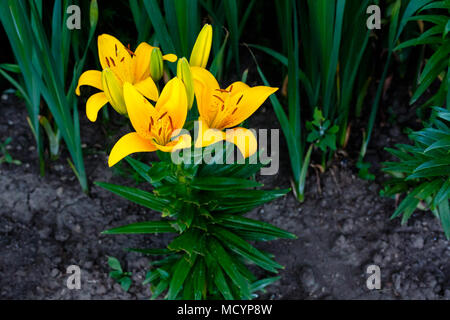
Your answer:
[0,84,449,299]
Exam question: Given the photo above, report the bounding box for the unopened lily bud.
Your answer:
[177,58,194,110]
[89,0,98,29]
[101,68,127,115]
[189,24,212,68]
[150,47,164,82]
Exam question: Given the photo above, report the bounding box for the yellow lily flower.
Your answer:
[189,24,213,68]
[191,67,278,158]
[76,34,177,122]
[108,78,191,167]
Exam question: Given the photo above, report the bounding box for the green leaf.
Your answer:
[204,253,234,300]
[192,258,207,300]
[108,256,122,272]
[168,228,204,257]
[95,182,170,212]
[207,237,251,299]
[120,277,132,291]
[167,255,196,299]
[216,214,296,239]
[191,177,262,191]
[102,220,177,235]
[438,200,450,240]
[210,225,283,273]
[250,276,280,293]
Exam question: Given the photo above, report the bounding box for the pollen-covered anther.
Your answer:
[110,57,116,67]
[105,57,110,67]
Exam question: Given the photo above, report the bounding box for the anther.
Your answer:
[110,57,116,67]
[115,44,118,56]
[126,44,136,57]
[236,94,243,105]
[213,95,224,103]
[105,57,110,67]
[232,107,238,115]
[158,112,167,120]
[168,116,174,129]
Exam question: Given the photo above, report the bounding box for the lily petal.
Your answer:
[153,133,192,152]
[163,53,177,62]
[98,34,133,83]
[191,66,220,126]
[76,70,102,96]
[86,92,108,122]
[194,117,226,149]
[133,42,153,82]
[226,81,249,96]
[123,82,157,140]
[108,132,157,167]
[134,77,159,102]
[225,127,258,158]
[155,77,187,129]
[224,86,278,129]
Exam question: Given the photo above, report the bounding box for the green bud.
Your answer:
[177,57,195,110]
[150,48,164,82]
[101,68,127,116]
[89,0,98,29]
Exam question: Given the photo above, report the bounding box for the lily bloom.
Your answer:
[76,34,177,122]
[108,78,191,167]
[191,67,278,158]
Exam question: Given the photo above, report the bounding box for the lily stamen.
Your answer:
[126,44,136,57]
[105,57,110,67]
[213,95,224,103]
[110,57,116,67]
[158,112,167,120]
[236,94,243,105]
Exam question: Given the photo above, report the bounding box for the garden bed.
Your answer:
[0,88,449,300]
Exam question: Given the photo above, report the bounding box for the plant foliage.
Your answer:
[383,107,450,239]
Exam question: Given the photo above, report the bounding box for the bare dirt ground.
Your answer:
[0,89,449,300]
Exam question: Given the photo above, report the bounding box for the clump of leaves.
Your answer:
[394,0,450,108]
[306,108,339,153]
[0,137,21,165]
[98,147,296,300]
[108,256,132,291]
[383,107,450,239]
